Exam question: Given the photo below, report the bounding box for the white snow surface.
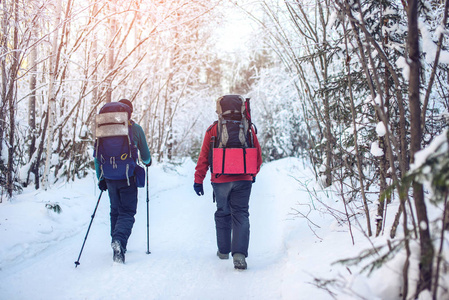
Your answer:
[0,158,407,300]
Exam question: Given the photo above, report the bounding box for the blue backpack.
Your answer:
[94,102,138,184]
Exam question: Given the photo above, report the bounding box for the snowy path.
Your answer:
[0,159,357,300]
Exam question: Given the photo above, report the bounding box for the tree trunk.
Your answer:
[106,1,116,103]
[376,6,392,236]
[27,24,38,187]
[42,0,62,190]
[0,0,9,200]
[91,1,98,103]
[5,0,20,197]
[342,20,372,236]
[407,0,434,295]
[323,95,333,187]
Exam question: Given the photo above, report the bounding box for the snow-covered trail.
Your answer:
[0,159,344,300]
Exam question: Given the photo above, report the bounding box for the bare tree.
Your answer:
[42,0,62,190]
[0,0,229,195]
[407,0,434,295]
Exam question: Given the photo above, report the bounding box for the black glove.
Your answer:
[194,183,204,196]
[252,176,256,183]
[98,179,108,191]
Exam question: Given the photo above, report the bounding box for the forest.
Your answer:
[1,0,449,299]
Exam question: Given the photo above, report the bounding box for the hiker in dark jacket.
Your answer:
[94,99,151,263]
[194,95,262,270]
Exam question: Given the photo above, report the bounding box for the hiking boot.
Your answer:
[217,251,229,260]
[233,253,247,270]
[111,240,125,264]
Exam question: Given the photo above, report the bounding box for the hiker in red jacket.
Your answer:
[194,95,262,270]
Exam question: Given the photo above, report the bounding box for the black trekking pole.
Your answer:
[146,166,151,254]
[74,190,104,268]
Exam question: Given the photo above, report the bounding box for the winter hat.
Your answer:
[119,99,133,113]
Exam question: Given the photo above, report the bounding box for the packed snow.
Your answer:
[0,157,427,299]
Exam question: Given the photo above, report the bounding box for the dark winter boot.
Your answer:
[217,251,229,260]
[111,240,125,264]
[233,253,247,270]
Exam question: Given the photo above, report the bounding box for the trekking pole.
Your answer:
[146,166,151,254]
[74,190,104,268]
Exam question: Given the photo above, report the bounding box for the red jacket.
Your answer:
[194,123,262,184]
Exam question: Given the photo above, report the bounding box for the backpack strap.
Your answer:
[208,122,218,171]
[217,119,228,148]
[207,121,218,132]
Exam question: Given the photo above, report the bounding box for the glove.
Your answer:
[98,179,108,191]
[194,183,204,196]
[252,176,256,183]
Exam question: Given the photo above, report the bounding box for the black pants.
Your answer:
[106,178,138,250]
[212,180,252,257]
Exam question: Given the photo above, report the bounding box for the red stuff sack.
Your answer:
[212,148,258,175]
